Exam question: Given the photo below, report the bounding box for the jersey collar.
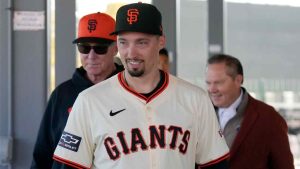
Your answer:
[118,70,169,103]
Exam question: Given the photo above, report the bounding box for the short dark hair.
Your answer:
[207,54,244,83]
[159,48,169,57]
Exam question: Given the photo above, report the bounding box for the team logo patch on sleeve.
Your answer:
[58,131,82,152]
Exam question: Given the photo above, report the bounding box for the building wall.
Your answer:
[0,0,47,168]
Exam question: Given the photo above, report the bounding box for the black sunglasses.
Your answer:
[77,43,112,55]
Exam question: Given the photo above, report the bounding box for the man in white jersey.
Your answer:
[53,2,229,169]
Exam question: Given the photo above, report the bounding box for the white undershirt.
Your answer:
[218,90,243,130]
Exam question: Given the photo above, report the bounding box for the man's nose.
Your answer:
[207,84,217,93]
[127,44,138,58]
[87,49,97,59]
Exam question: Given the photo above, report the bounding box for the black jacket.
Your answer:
[31,64,123,169]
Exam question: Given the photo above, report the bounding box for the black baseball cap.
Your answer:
[110,2,163,35]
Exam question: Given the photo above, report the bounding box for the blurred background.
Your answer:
[0,0,299,168]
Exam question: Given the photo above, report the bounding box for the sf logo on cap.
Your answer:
[88,19,97,33]
[127,9,139,24]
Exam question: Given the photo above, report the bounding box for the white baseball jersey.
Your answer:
[53,72,229,169]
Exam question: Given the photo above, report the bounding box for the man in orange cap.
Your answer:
[30,12,123,169]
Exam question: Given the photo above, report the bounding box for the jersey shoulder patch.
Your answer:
[58,131,82,152]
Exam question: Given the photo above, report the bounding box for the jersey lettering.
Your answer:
[179,130,190,154]
[168,125,183,149]
[149,125,166,149]
[117,131,130,154]
[104,137,120,160]
[104,125,190,160]
[131,128,148,152]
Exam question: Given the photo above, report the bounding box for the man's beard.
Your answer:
[128,68,144,77]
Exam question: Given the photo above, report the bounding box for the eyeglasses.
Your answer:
[77,43,112,55]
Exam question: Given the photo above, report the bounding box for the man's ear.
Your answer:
[236,74,244,84]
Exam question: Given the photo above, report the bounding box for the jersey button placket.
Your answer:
[145,106,153,122]
[151,152,157,169]
[145,105,156,169]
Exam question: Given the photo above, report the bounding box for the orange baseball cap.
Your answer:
[73,12,116,44]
